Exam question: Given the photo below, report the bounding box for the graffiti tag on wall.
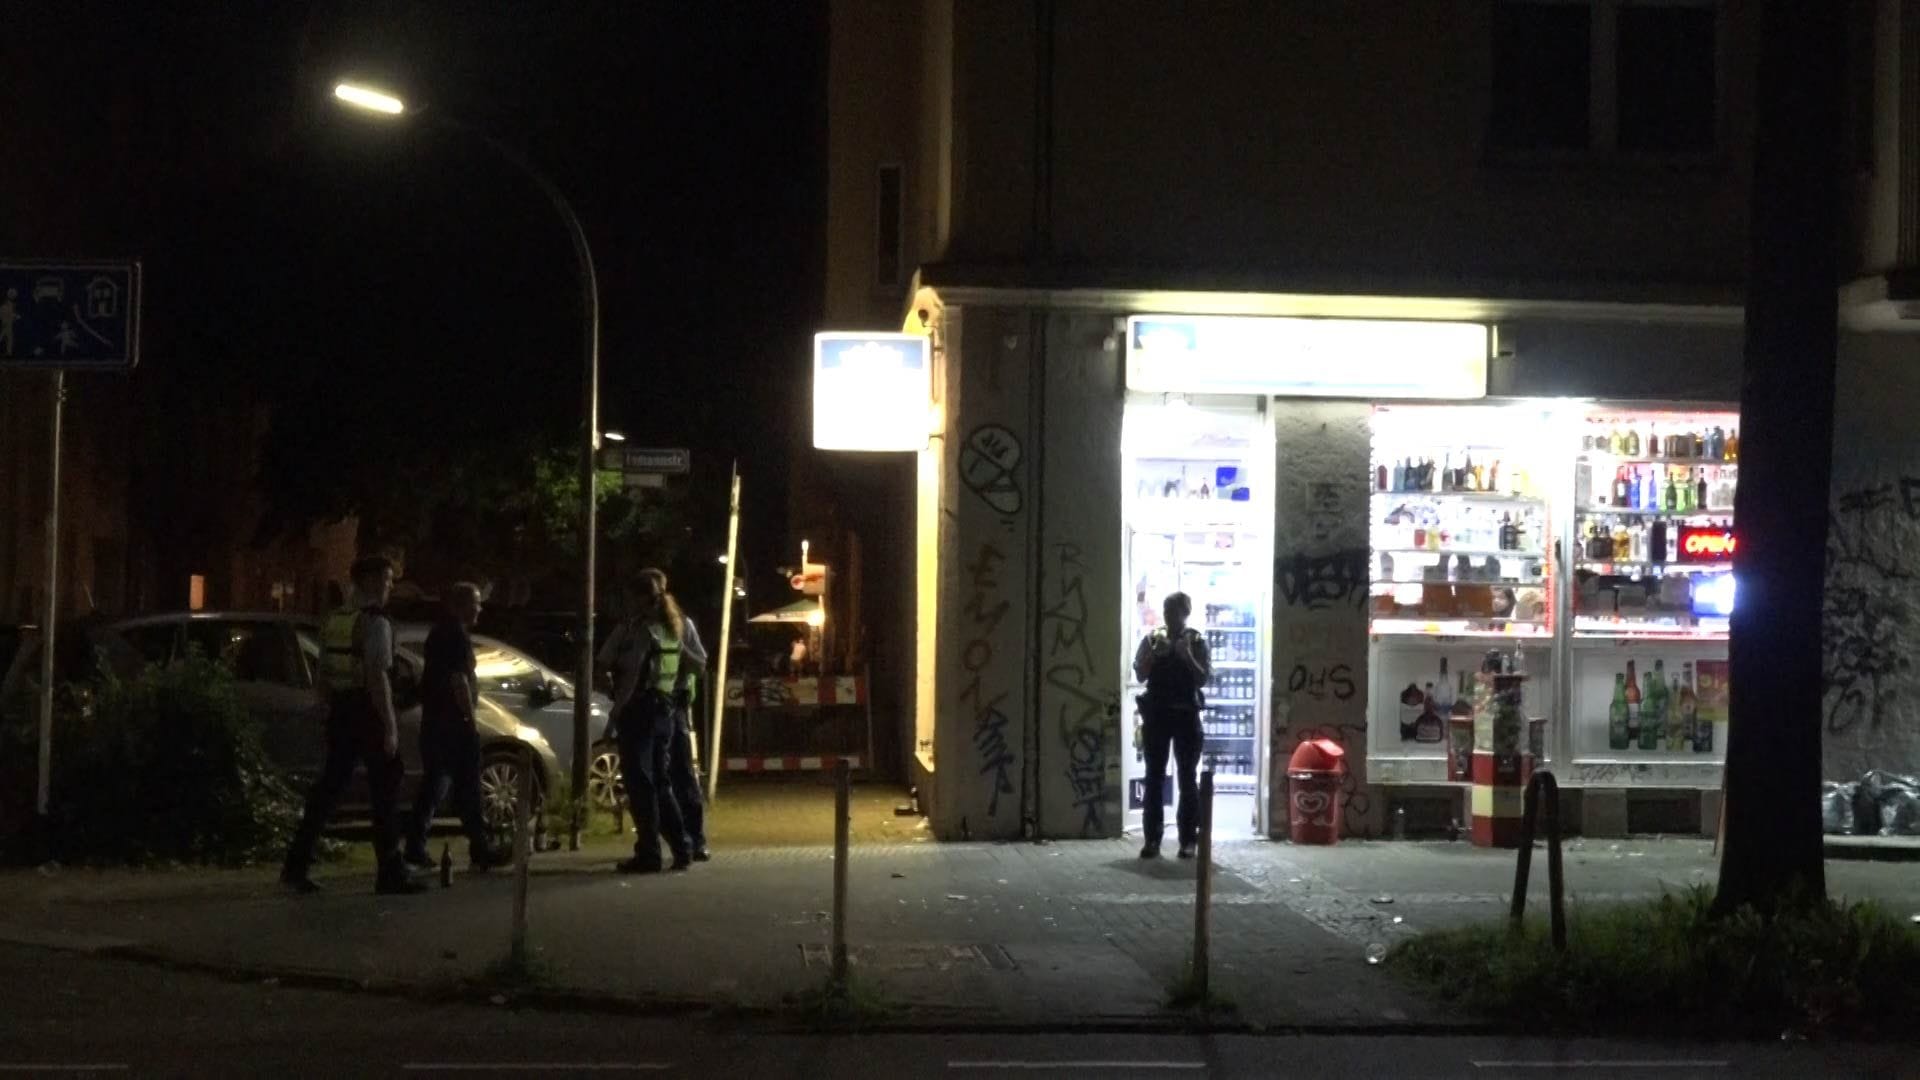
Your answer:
[1824,480,1920,735]
[959,425,1025,517]
[1039,542,1114,836]
[1277,548,1370,611]
[959,542,1017,816]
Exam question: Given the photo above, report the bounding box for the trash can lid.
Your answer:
[1288,737,1346,773]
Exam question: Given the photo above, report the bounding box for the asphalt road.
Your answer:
[0,943,1910,1079]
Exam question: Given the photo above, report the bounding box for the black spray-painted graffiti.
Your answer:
[1277,548,1370,611]
[1039,542,1114,836]
[959,424,1024,516]
[1288,662,1357,702]
[1824,481,1920,735]
[959,542,1017,816]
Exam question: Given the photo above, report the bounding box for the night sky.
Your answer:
[0,2,826,612]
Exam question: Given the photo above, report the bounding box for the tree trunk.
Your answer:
[1714,0,1847,916]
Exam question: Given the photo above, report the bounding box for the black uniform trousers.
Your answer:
[284,694,405,883]
[616,697,690,867]
[668,716,707,853]
[406,717,493,862]
[1141,704,1204,848]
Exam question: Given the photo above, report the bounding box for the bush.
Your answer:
[1,654,306,865]
[1387,886,1920,1038]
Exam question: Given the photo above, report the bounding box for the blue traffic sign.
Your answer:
[0,261,141,370]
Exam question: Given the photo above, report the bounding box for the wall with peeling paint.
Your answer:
[1824,332,1920,783]
[1267,400,1380,838]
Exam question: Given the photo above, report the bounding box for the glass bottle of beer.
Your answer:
[1681,663,1706,752]
[1624,661,1642,746]
[1609,673,1630,750]
[1639,666,1662,750]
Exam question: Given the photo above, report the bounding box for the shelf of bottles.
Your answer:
[1573,412,1738,640]
[1575,648,1728,763]
[1368,405,1554,639]
[1200,611,1260,783]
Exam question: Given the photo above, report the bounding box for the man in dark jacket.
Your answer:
[404,582,503,872]
[1132,591,1213,860]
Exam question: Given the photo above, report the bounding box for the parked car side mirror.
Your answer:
[527,680,556,709]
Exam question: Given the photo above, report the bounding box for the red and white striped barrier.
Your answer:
[724,754,864,773]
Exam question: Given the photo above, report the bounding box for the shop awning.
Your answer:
[748,598,823,625]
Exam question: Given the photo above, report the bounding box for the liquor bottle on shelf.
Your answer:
[1624,660,1642,745]
[1415,681,1444,743]
[1613,468,1631,506]
[1683,663,1710,752]
[1609,673,1630,750]
[1668,670,1690,750]
[1377,463,1389,491]
[1664,472,1679,512]
[1726,429,1739,461]
[1638,665,1663,751]
[1695,470,1708,512]
[1708,427,1725,461]
[1625,428,1640,456]
[1648,426,1660,458]
[1612,523,1630,561]
[1435,657,1455,716]
[1649,519,1668,564]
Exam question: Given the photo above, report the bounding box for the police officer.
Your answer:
[282,555,425,895]
[645,569,711,862]
[403,582,504,873]
[1132,591,1212,860]
[597,569,696,873]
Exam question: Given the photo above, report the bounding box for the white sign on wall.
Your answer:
[1126,314,1488,399]
[813,332,932,451]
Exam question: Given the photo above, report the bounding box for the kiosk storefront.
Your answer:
[818,292,1745,841]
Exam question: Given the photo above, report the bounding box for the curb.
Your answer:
[0,923,1495,1038]
[1823,837,1920,864]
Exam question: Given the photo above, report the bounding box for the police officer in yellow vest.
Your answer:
[282,556,425,895]
[597,568,699,873]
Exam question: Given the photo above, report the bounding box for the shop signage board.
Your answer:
[1126,314,1487,399]
[1676,524,1736,562]
[0,261,141,370]
[813,331,931,451]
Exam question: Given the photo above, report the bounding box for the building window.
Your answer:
[875,163,904,288]
[1491,0,1720,159]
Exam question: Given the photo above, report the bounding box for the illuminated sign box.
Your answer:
[813,332,932,451]
[1126,315,1488,399]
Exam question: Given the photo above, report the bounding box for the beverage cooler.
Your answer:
[1367,403,1736,790]
[1366,405,1559,781]
[1567,409,1736,774]
[1121,395,1274,828]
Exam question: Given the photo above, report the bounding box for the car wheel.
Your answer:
[588,741,624,810]
[480,749,543,848]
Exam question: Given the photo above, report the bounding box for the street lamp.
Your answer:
[603,429,627,442]
[332,80,603,849]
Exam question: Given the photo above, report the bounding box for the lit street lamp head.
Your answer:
[333,82,406,116]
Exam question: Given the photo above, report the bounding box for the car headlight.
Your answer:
[516,726,549,747]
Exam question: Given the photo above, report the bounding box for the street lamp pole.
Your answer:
[332,84,600,850]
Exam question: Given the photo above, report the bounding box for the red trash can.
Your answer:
[1287,738,1347,845]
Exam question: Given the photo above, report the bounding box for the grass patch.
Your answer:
[1387,886,1920,1038]
[788,973,898,1030]
[479,950,556,990]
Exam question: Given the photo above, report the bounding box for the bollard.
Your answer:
[510,747,535,968]
[831,758,851,986]
[1508,769,1566,952]
[1191,770,1215,1001]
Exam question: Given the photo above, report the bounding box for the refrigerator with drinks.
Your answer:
[1566,409,1735,767]
[1366,405,1559,779]
[1121,395,1274,833]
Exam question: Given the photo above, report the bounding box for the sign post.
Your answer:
[707,465,741,805]
[0,261,141,820]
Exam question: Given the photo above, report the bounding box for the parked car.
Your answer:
[104,612,561,840]
[394,625,619,810]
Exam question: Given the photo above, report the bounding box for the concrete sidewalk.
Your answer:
[5,781,1918,1031]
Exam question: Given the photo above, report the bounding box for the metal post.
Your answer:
[831,757,851,985]
[707,467,741,804]
[510,747,534,968]
[1509,770,1566,953]
[1192,769,1215,1000]
[34,371,65,817]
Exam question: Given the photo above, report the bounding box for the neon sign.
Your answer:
[1677,526,1736,562]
